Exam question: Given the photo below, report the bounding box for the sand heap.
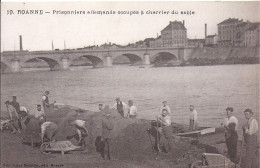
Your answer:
[23,105,205,167]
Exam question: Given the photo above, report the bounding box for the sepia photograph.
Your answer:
[1,1,259,168]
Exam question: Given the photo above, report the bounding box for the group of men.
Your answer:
[5,91,55,141]
[112,97,138,119]
[223,107,258,168]
[111,98,198,154]
[156,103,259,168]
[4,93,259,166]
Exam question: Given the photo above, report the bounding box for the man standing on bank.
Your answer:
[128,100,137,119]
[157,109,173,153]
[42,91,56,114]
[223,107,238,163]
[34,104,46,124]
[189,105,198,131]
[42,91,50,113]
[160,101,171,114]
[242,109,258,168]
[10,96,22,131]
[101,105,114,160]
[114,97,127,118]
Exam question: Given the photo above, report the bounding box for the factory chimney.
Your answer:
[183,20,185,26]
[205,24,207,39]
[19,35,23,51]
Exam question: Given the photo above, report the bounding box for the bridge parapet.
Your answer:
[1,47,194,73]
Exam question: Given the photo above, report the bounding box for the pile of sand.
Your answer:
[22,105,205,167]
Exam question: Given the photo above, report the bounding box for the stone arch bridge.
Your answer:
[1,47,194,73]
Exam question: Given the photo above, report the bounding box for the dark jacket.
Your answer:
[102,116,114,139]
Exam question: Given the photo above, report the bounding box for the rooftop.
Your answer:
[236,22,248,27]
[218,18,241,25]
[161,20,187,31]
[246,22,260,31]
[206,35,217,38]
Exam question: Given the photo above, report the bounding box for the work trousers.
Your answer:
[101,138,111,160]
[160,126,173,153]
[225,132,238,163]
[118,110,124,118]
[189,119,197,131]
[244,134,258,168]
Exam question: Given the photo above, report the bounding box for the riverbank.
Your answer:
[1,104,259,168]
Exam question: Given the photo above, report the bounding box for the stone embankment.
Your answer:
[185,46,259,66]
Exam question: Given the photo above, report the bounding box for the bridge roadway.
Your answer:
[1,47,194,73]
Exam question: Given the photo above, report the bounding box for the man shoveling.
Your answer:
[156,109,173,154]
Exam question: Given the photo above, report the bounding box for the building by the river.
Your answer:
[244,23,260,47]
[161,20,187,47]
[205,34,218,46]
[233,21,252,47]
[217,18,243,46]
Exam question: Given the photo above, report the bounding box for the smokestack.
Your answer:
[52,40,54,51]
[19,35,23,51]
[205,24,207,39]
[183,20,185,26]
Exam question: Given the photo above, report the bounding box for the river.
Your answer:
[1,64,259,128]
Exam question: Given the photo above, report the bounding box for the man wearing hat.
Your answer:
[242,109,258,168]
[113,97,127,118]
[10,96,22,131]
[223,107,238,163]
[5,100,20,133]
[101,105,114,160]
[159,101,171,114]
[156,109,173,153]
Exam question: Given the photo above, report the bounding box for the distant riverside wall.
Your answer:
[184,46,259,66]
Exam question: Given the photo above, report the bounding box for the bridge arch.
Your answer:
[113,53,143,65]
[1,61,11,73]
[22,57,61,71]
[151,52,178,66]
[70,55,104,67]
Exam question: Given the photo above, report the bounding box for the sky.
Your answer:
[1,1,260,51]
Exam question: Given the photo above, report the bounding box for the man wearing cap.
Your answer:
[42,91,50,112]
[242,109,258,168]
[5,100,20,133]
[101,105,114,160]
[5,100,19,120]
[160,101,171,114]
[113,97,127,118]
[156,109,173,153]
[34,105,46,124]
[10,96,22,131]
[223,107,238,163]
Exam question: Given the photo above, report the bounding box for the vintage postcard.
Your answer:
[1,1,259,168]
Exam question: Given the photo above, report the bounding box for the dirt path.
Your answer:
[0,132,153,168]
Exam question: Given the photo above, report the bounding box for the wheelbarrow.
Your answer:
[191,153,235,168]
[1,119,12,132]
[40,140,85,155]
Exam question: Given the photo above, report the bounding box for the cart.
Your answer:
[40,140,85,155]
[191,153,235,168]
[1,119,12,132]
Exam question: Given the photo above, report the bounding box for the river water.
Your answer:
[1,64,259,128]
